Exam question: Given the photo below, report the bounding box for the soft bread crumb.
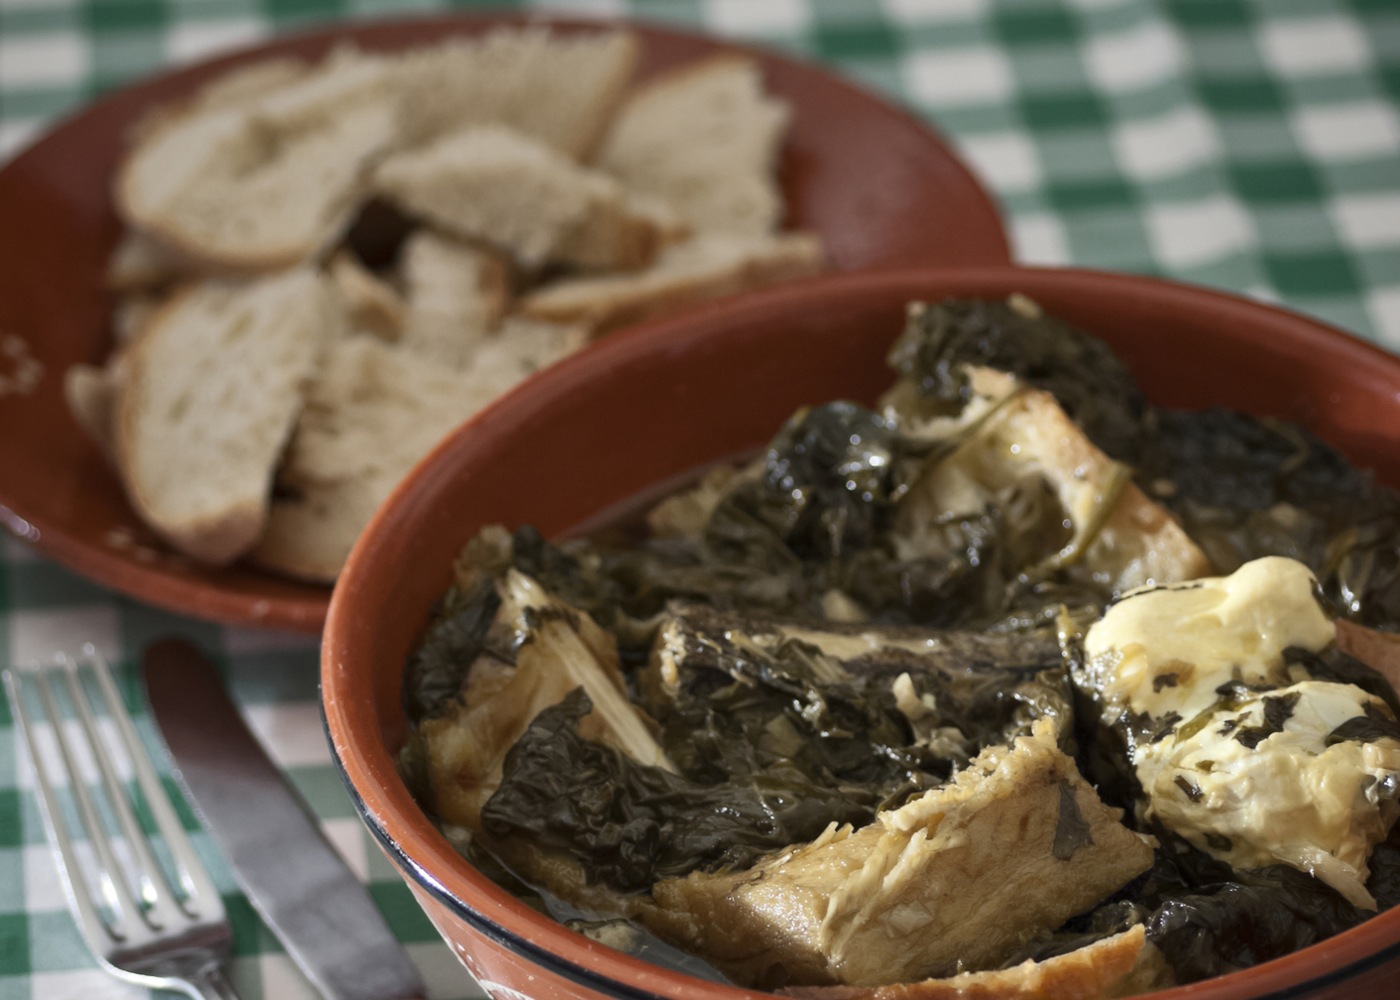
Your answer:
[112,269,337,564]
[255,319,585,581]
[391,26,639,159]
[374,125,683,271]
[520,230,824,333]
[598,55,790,235]
[393,230,511,369]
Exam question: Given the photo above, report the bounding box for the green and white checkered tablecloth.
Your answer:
[0,0,1396,998]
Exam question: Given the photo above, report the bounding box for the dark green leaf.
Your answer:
[1051,780,1093,860]
[402,579,502,723]
[480,690,872,894]
[886,298,1147,460]
[1326,702,1400,746]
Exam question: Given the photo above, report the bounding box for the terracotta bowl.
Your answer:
[0,12,1009,633]
[323,267,1400,1000]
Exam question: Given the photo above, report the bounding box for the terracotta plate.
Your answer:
[0,14,1010,632]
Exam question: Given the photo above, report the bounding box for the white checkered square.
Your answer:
[408,940,488,1000]
[0,32,88,88]
[957,131,1042,192]
[22,842,69,914]
[1367,287,1400,351]
[1145,195,1256,268]
[27,969,147,1000]
[0,119,41,163]
[901,46,1014,106]
[1292,101,1400,162]
[881,0,988,23]
[164,19,268,65]
[527,0,629,15]
[321,817,371,882]
[706,0,810,36]
[7,606,121,669]
[241,701,331,769]
[240,954,319,1000]
[1085,20,1184,91]
[1112,105,1221,180]
[12,707,133,797]
[1330,193,1400,249]
[1259,16,1371,77]
[1011,212,1071,265]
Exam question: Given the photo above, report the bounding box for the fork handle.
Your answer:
[178,966,241,1000]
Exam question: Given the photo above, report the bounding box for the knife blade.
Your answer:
[143,638,425,1000]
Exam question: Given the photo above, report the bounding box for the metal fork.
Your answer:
[3,645,239,999]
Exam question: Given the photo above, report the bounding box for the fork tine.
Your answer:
[32,663,147,937]
[83,645,225,921]
[3,668,120,951]
[6,655,238,1000]
[59,652,188,929]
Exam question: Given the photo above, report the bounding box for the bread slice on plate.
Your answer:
[252,335,495,582]
[395,230,511,368]
[116,48,399,271]
[393,26,639,160]
[112,268,336,565]
[105,230,194,292]
[374,125,682,271]
[598,55,791,235]
[255,319,586,582]
[127,55,312,142]
[64,353,127,462]
[519,231,823,334]
[328,251,405,341]
[466,316,589,389]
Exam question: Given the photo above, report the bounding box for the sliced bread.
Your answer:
[105,230,193,292]
[598,55,790,235]
[518,231,823,334]
[125,55,312,148]
[111,294,163,344]
[395,230,510,368]
[116,49,399,271]
[64,353,126,462]
[392,26,639,159]
[112,269,336,564]
[373,125,682,271]
[255,319,586,582]
[329,251,405,341]
[252,335,490,582]
[463,316,588,392]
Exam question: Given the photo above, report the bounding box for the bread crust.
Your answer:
[778,927,1154,1000]
[110,273,331,565]
[115,52,395,272]
[520,232,823,334]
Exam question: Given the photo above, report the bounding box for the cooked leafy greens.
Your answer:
[1138,408,1400,630]
[481,688,875,893]
[401,295,1400,997]
[885,296,1147,460]
[476,599,1074,895]
[1011,836,1369,981]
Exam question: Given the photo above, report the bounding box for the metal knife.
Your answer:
[142,638,426,1000]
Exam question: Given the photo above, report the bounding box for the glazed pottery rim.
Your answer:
[324,265,1400,1000]
[0,9,1010,634]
